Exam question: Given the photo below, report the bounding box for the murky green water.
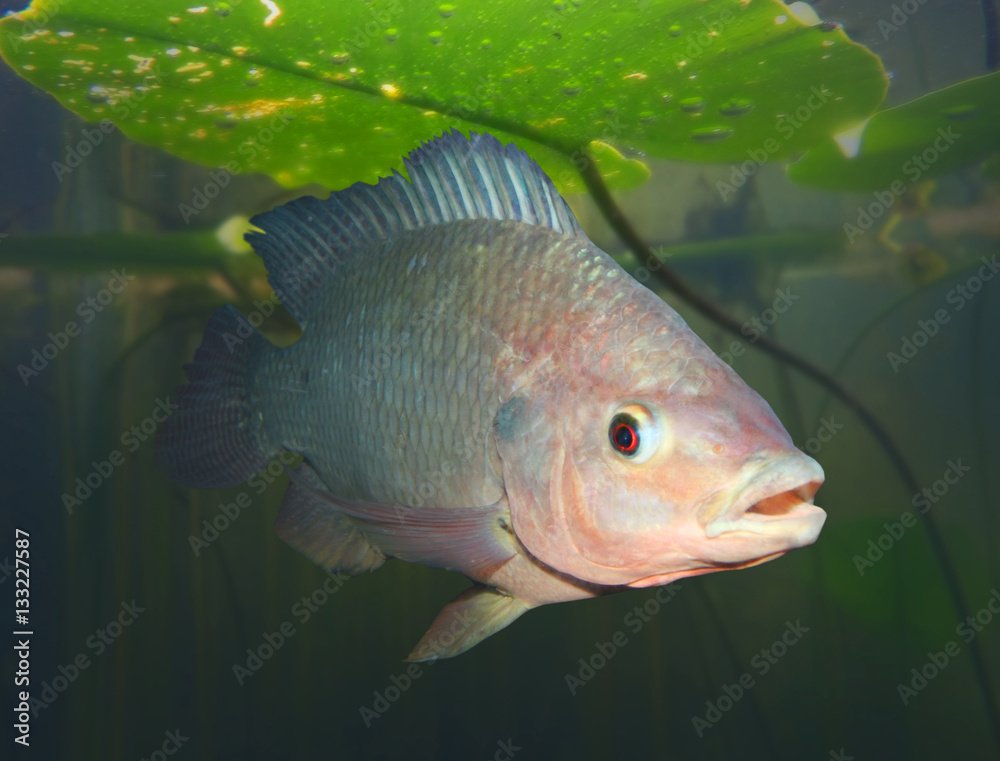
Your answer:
[1,1,999,759]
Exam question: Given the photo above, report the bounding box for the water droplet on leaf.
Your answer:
[86,85,109,103]
[680,97,705,113]
[719,98,754,117]
[690,127,734,143]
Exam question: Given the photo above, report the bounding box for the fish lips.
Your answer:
[701,454,826,541]
[627,454,826,589]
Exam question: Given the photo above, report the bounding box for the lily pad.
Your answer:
[1,0,886,192]
[788,71,1000,192]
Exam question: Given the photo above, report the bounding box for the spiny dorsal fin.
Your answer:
[246,130,584,324]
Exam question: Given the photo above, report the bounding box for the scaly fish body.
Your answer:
[158,132,826,660]
[253,219,557,512]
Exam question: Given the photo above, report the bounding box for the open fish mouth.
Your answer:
[702,455,826,544]
[625,456,826,589]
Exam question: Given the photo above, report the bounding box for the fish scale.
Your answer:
[157,131,826,660]
[253,220,594,511]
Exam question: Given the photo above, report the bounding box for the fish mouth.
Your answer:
[625,456,827,590]
[701,455,826,544]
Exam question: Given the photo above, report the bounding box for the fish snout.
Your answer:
[699,455,826,548]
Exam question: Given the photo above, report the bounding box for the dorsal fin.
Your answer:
[245,130,584,324]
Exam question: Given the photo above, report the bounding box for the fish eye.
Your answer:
[608,404,661,464]
[610,415,640,455]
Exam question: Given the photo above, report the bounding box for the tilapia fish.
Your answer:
[157,131,826,661]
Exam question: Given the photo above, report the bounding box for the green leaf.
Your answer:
[1,0,886,193]
[788,71,1000,192]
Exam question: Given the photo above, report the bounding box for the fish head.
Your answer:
[495,307,826,590]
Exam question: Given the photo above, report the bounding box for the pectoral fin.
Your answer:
[280,463,516,577]
[407,586,530,662]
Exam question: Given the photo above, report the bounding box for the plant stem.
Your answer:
[0,232,238,272]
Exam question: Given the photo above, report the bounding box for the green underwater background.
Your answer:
[1,0,999,758]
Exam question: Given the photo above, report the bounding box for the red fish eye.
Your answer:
[610,414,640,456]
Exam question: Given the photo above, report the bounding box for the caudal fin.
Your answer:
[156,304,274,489]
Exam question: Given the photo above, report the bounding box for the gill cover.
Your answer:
[494,395,648,586]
